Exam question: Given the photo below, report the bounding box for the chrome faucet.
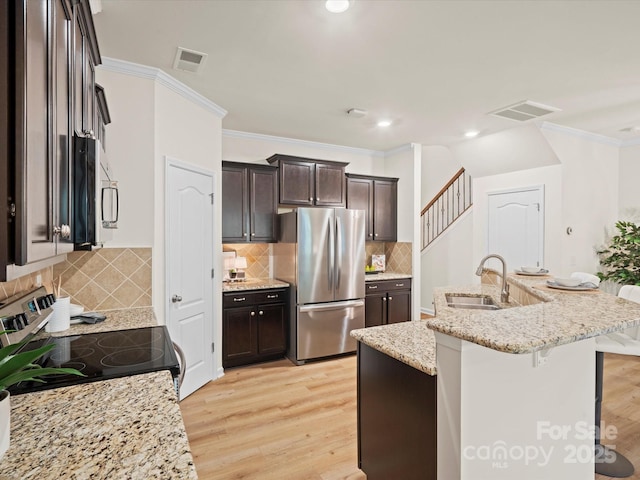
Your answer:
[475,254,510,303]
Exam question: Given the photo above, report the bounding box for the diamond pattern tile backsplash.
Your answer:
[54,248,152,311]
[222,242,413,279]
[0,267,53,302]
[224,244,271,279]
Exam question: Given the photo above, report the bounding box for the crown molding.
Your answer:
[222,129,388,157]
[99,57,227,118]
[539,122,622,147]
[620,136,640,147]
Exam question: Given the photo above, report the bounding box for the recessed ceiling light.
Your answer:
[377,120,392,128]
[325,0,350,13]
[464,131,479,138]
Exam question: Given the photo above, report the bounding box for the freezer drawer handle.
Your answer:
[233,297,246,302]
[299,300,365,312]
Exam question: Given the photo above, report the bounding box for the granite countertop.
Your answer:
[351,321,436,375]
[365,272,412,282]
[2,307,197,479]
[2,371,197,479]
[222,278,289,292]
[426,272,640,354]
[34,306,156,339]
[351,270,640,374]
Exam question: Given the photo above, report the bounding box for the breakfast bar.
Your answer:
[352,270,640,480]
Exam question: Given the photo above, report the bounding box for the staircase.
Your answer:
[421,168,472,251]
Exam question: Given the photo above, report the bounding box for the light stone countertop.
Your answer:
[351,320,436,375]
[351,270,640,374]
[222,278,289,292]
[426,272,640,354]
[2,371,197,480]
[34,306,156,339]
[2,307,197,479]
[365,272,412,282]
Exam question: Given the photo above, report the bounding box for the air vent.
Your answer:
[490,100,560,122]
[173,47,208,73]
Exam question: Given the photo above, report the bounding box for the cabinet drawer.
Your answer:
[366,279,412,294]
[253,289,287,305]
[223,288,288,308]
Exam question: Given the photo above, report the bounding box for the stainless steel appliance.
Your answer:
[73,134,119,250]
[8,326,180,396]
[274,208,365,364]
[0,286,180,395]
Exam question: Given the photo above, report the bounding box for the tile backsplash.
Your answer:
[224,244,270,278]
[54,248,152,310]
[0,267,53,302]
[223,242,413,279]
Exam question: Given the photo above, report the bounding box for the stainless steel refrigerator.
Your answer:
[273,208,365,365]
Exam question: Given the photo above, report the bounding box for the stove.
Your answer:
[8,326,180,395]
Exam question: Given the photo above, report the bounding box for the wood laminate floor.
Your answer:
[181,352,640,480]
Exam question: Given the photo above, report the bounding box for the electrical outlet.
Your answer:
[35,274,42,287]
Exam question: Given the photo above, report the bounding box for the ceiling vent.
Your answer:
[490,100,560,122]
[173,47,208,73]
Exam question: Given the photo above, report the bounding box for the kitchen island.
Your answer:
[351,271,640,480]
[1,307,197,479]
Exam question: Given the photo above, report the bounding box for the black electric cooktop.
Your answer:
[9,326,180,395]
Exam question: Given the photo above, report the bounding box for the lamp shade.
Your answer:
[235,257,248,270]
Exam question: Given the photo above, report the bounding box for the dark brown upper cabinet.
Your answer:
[0,0,103,277]
[266,154,348,207]
[222,161,278,243]
[346,174,398,242]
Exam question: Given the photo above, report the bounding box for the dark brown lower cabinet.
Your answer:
[364,279,411,327]
[357,342,437,480]
[223,288,288,368]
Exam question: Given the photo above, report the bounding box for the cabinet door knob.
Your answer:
[251,232,255,236]
[369,233,373,237]
[243,232,247,237]
[388,296,393,301]
[171,295,183,303]
[375,233,378,237]
[382,297,386,302]
[53,224,71,239]
[258,310,264,315]
[251,311,256,316]
[309,197,313,202]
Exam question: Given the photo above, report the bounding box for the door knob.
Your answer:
[171,295,183,303]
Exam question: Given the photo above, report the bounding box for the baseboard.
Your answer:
[421,307,435,317]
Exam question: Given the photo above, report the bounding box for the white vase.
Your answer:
[0,389,9,461]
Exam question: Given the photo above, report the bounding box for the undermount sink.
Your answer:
[445,294,501,311]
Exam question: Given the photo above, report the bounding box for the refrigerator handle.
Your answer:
[327,216,334,290]
[335,216,342,290]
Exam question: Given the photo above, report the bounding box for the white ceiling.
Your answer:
[92,0,640,152]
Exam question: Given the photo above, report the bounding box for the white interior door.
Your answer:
[166,158,215,399]
[488,186,544,270]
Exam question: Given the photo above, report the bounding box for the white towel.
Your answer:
[570,272,601,287]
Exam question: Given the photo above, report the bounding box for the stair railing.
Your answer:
[420,168,472,251]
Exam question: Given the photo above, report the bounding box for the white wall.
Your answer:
[96,69,155,247]
[540,126,619,275]
[619,144,640,222]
